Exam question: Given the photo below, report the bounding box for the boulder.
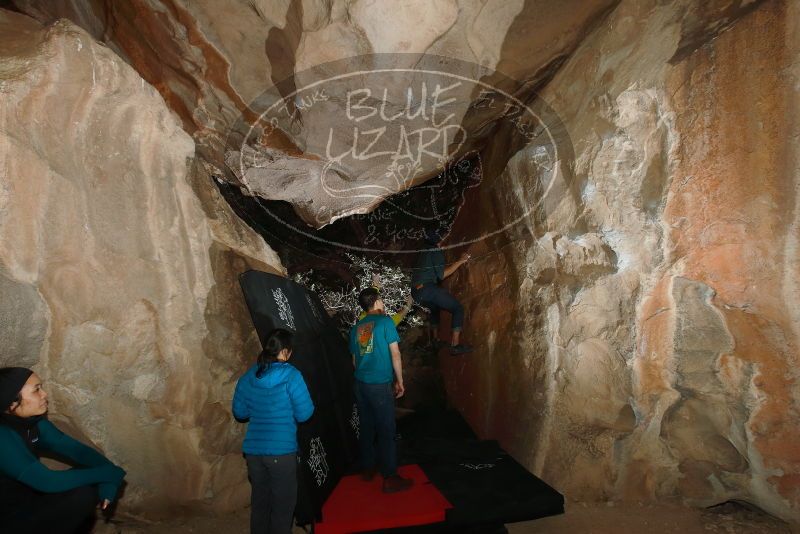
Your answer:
[441,0,800,522]
[0,11,283,515]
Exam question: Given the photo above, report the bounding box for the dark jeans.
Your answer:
[245,453,297,534]
[411,284,465,331]
[355,380,397,478]
[3,484,97,534]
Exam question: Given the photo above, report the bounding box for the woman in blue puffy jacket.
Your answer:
[233,329,314,534]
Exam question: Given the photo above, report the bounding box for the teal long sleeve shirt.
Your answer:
[0,419,125,502]
[411,249,445,286]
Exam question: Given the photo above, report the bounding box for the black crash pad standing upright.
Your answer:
[238,270,358,524]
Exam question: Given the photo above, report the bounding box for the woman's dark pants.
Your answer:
[246,453,297,534]
[355,380,397,478]
[4,484,97,534]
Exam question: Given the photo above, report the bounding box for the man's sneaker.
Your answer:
[450,343,473,355]
[360,467,377,481]
[382,474,413,493]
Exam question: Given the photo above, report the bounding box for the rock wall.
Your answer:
[443,0,800,521]
[3,0,798,523]
[0,11,283,515]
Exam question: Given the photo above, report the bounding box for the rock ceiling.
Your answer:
[12,0,617,227]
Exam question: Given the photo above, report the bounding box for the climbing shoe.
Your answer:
[450,343,473,355]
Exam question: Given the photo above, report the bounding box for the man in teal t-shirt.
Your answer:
[349,287,412,493]
[351,311,398,385]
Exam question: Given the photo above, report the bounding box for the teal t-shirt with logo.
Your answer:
[350,314,400,384]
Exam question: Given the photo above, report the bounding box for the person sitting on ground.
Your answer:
[410,228,473,354]
[357,273,414,327]
[0,367,126,534]
[351,287,413,494]
[233,329,315,534]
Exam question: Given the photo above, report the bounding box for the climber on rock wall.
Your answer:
[0,367,126,534]
[410,228,473,354]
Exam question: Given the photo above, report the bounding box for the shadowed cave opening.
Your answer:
[216,159,486,414]
[226,153,572,532]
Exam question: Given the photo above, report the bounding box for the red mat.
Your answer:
[315,464,452,534]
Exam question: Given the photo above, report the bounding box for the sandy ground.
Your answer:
[92,351,797,534]
[508,500,797,534]
[94,499,797,534]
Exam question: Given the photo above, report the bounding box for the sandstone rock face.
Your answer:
[13,0,616,227]
[4,0,799,524]
[0,11,283,515]
[442,0,800,521]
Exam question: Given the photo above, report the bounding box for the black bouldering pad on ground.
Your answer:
[389,409,565,531]
[421,445,564,527]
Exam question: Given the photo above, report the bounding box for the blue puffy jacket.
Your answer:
[232,362,314,455]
